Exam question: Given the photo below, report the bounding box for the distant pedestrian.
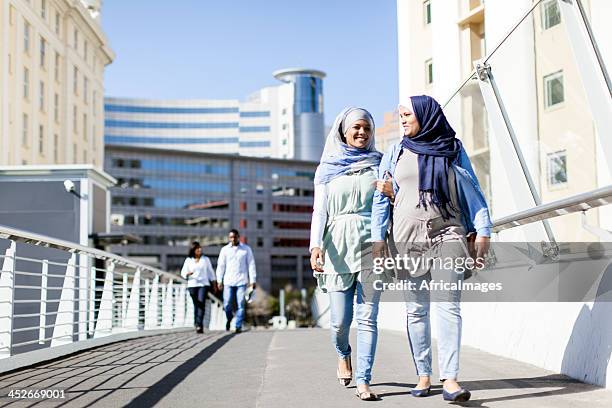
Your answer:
[181,241,216,334]
[216,229,256,333]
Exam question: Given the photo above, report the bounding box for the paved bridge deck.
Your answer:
[0,328,610,407]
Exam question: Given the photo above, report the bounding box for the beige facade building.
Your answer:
[396,0,611,241]
[0,0,114,167]
[375,109,399,153]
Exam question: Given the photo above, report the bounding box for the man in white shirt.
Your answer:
[216,229,257,333]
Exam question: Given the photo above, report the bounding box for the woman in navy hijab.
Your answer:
[372,95,492,403]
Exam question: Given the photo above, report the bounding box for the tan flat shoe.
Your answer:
[336,356,352,386]
[355,388,379,401]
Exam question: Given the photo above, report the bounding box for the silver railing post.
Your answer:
[39,260,48,344]
[0,241,16,358]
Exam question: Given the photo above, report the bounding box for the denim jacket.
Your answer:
[371,142,492,241]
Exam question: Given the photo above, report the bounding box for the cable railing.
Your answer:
[0,224,226,370]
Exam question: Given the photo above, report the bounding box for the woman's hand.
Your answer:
[375,175,395,202]
[186,270,194,277]
[372,241,389,260]
[310,247,325,272]
[475,236,490,260]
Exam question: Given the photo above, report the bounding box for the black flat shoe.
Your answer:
[411,386,431,397]
[442,388,471,402]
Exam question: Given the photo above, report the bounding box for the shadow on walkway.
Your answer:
[373,374,600,407]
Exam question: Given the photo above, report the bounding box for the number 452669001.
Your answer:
[7,389,65,399]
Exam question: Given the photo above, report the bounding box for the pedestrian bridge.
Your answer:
[1,328,612,407]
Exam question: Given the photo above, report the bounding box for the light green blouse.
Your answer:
[315,168,377,292]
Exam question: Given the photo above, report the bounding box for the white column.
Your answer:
[77,254,89,341]
[124,269,140,331]
[39,260,48,344]
[121,272,128,328]
[161,281,173,328]
[0,242,16,358]
[145,275,159,329]
[94,261,114,338]
[88,266,96,336]
[51,254,76,347]
[175,284,186,327]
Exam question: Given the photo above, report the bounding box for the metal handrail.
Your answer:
[492,184,612,232]
[0,224,184,283]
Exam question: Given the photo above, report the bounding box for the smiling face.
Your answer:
[399,104,421,138]
[344,119,372,149]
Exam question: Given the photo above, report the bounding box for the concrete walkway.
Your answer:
[0,328,610,407]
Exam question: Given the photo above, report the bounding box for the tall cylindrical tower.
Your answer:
[273,68,326,161]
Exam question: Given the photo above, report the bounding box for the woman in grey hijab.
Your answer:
[310,107,382,401]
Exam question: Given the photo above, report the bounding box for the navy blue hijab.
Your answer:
[400,95,462,219]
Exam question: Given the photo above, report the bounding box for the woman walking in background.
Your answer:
[372,95,492,402]
[310,107,382,401]
[181,241,217,333]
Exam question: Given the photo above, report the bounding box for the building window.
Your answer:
[83,77,88,103]
[84,41,88,62]
[73,143,77,163]
[83,149,87,163]
[54,93,59,121]
[423,0,431,25]
[24,21,30,52]
[542,0,561,30]
[257,220,263,229]
[73,105,77,131]
[93,90,97,114]
[256,237,264,248]
[544,70,564,108]
[257,202,263,211]
[22,113,28,146]
[55,11,60,34]
[38,125,44,154]
[73,66,78,94]
[547,150,567,186]
[39,81,44,110]
[83,113,87,141]
[425,59,433,85]
[23,67,29,99]
[53,133,58,162]
[73,29,78,50]
[54,52,60,82]
[39,37,46,68]
[41,0,46,19]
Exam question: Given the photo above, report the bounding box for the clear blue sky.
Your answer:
[101,0,399,127]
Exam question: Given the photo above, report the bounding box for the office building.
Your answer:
[104,144,318,293]
[104,68,326,161]
[0,0,114,167]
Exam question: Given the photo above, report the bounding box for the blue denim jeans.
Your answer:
[223,285,247,329]
[328,280,380,385]
[405,265,463,380]
[188,286,209,328]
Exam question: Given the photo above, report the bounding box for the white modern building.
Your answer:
[104,68,326,161]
